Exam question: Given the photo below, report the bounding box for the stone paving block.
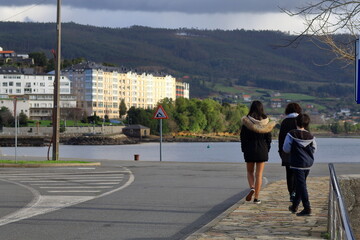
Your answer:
[189,177,329,240]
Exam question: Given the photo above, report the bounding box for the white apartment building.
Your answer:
[0,95,29,117]
[0,66,76,120]
[63,62,187,119]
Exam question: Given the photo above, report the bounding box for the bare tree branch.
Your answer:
[280,0,360,65]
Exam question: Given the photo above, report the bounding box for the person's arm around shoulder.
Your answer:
[282,132,293,153]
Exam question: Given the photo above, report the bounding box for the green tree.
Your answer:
[18,111,28,127]
[29,52,48,67]
[330,122,344,134]
[119,99,127,118]
[222,103,248,133]
[0,107,14,127]
[46,58,55,72]
[200,99,225,132]
[187,99,207,132]
[174,97,190,131]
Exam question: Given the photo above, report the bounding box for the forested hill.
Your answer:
[0,21,353,98]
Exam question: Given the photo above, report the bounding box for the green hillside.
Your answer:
[0,22,354,104]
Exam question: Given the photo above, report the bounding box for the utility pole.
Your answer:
[13,97,18,163]
[52,0,61,160]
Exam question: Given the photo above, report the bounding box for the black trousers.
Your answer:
[292,169,311,209]
[285,166,296,195]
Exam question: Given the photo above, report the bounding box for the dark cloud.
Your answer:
[0,0,300,13]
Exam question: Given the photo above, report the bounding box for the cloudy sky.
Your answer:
[0,0,306,33]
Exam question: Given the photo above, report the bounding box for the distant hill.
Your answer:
[0,21,354,99]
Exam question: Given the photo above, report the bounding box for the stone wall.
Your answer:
[339,174,360,239]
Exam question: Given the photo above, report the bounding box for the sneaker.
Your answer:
[288,205,298,213]
[290,192,296,202]
[246,188,255,201]
[253,199,261,204]
[296,208,311,216]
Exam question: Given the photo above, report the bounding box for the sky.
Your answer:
[0,0,306,33]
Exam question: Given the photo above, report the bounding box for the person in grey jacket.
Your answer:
[283,113,317,216]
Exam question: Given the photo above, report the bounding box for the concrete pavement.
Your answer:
[187,176,329,240]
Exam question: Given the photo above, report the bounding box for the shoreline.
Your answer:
[1,133,360,147]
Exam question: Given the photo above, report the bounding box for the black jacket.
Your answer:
[240,116,275,163]
[283,129,317,169]
[278,114,298,166]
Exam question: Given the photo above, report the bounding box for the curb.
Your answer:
[185,177,269,240]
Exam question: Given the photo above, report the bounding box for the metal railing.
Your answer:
[328,163,355,240]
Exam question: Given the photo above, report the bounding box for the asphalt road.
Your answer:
[0,161,359,240]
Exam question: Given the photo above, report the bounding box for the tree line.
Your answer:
[126,98,249,135]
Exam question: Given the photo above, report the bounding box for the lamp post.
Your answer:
[52,0,61,160]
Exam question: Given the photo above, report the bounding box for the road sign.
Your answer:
[153,105,169,119]
[356,38,360,104]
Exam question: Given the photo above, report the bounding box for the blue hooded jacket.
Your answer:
[283,129,317,169]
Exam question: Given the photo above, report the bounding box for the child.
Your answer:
[283,113,317,216]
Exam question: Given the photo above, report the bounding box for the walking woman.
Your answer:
[278,102,302,202]
[240,100,275,204]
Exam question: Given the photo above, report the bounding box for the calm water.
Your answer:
[1,138,359,163]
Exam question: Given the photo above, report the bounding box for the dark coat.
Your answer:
[283,129,317,169]
[240,116,275,163]
[278,116,298,166]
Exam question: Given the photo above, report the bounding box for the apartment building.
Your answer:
[176,81,190,99]
[63,62,188,119]
[0,66,76,120]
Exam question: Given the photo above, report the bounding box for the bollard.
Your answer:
[134,154,139,161]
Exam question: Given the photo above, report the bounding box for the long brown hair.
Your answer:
[248,100,267,120]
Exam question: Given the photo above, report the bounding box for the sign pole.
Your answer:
[160,119,162,162]
[152,105,168,162]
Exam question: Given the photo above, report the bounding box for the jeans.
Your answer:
[285,166,296,195]
[292,169,310,209]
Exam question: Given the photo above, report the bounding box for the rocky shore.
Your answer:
[0,134,240,146]
[0,137,47,147]
[64,134,240,145]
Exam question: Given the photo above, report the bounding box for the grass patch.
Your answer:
[0,160,91,164]
[280,93,317,101]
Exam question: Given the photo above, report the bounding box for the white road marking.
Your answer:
[89,182,121,185]
[47,190,101,193]
[11,175,124,180]
[21,179,123,183]
[30,182,121,186]
[0,167,135,226]
[21,180,62,183]
[40,186,112,189]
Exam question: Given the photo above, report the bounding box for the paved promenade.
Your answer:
[188,176,329,240]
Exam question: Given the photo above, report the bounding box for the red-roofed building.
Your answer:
[0,50,16,58]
